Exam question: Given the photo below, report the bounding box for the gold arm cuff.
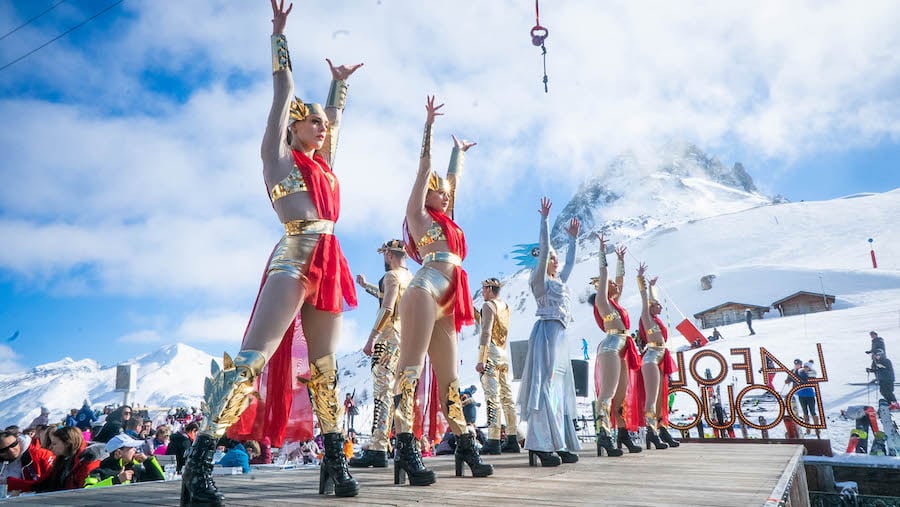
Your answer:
[616,258,625,278]
[421,122,433,159]
[599,252,608,269]
[363,282,382,299]
[649,284,659,304]
[372,307,392,334]
[271,34,291,73]
[478,345,490,365]
[326,79,348,110]
[283,219,334,236]
[447,146,463,177]
[637,274,648,294]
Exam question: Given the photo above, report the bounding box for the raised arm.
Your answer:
[261,0,294,165]
[355,273,382,300]
[476,301,496,373]
[560,217,580,282]
[319,59,363,167]
[406,96,443,220]
[593,234,610,311]
[530,197,552,298]
[363,271,399,356]
[613,245,626,302]
[445,135,476,220]
[637,262,652,327]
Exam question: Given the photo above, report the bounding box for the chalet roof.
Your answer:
[692,301,770,318]
[771,291,836,307]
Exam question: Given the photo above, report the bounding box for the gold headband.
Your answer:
[427,171,449,193]
[482,278,502,288]
[377,239,405,253]
[289,97,327,123]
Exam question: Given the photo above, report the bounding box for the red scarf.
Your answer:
[290,150,339,220]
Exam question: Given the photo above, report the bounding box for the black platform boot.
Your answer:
[658,425,681,448]
[528,450,561,467]
[645,410,668,450]
[501,434,521,453]
[482,438,502,455]
[616,428,642,453]
[180,433,224,507]
[557,450,579,463]
[394,432,436,486]
[320,433,360,497]
[455,432,494,477]
[349,449,389,468]
[596,429,624,457]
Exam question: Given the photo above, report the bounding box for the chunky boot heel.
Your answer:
[596,428,624,457]
[394,432,435,486]
[658,426,681,448]
[557,450,579,464]
[645,429,668,450]
[528,450,561,467]
[455,433,493,477]
[616,428,642,454]
[320,433,359,497]
[180,434,225,507]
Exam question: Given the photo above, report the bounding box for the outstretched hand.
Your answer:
[270,0,292,34]
[650,276,659,286]
[565,217,580,238]
[326,58,364,81]
[615,245,627,260]
[539,197,552,217]
[425,95,444,125]
[591,232,607,251]
[355,274,367,287]
[637,262,648,277]
[452,134,477,152]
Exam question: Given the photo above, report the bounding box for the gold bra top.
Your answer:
[646,325,662,337]
[416,221,446,249]
[270,162,335,203]
[601,312,620,324]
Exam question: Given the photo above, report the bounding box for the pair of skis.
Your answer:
[845,405,893,456]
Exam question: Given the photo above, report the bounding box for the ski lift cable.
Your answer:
[0,0,125,74]
[0,0,68,42]
[530,0,549,93]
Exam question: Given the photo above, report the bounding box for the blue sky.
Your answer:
[1,0,898,371]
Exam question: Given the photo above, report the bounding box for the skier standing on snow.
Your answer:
[745,309,755,336]
[866,331,886,357]
[867,349,898,409]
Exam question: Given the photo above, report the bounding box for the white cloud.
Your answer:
[0,345,26,373]
[117,330,163,344]
[175,311,248,344]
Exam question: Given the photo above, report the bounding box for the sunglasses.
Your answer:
[0,439,19,453]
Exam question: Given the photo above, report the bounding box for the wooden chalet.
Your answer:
[772,291,835,317]
[693,302,770,329]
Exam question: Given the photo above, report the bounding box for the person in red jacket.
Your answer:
[0,430,55,492]
[6,426,101,493]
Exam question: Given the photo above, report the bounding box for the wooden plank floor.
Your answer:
[1,442,803,507]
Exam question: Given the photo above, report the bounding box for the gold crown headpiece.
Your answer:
[427,171,449,193]
[289,97,327,123]
[377,239,405,253]
[482,278,502,289]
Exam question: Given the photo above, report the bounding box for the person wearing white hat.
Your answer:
[85,434,164,487]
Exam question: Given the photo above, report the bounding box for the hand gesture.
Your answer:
[476,362,485,374]
[591,232,606,252]
[539,197,551,217]
[615,245,627,260]
[451,134,477,152]
[650,276,659,286]
[118,469,134,483]
[270,0,292,34]
[565,217,580,238]
[363,336,374,356]
[326,58,364,81]
[133,452,147,463]
[425,95,444,125]
[355,274,367,287]
[637,262,647,277]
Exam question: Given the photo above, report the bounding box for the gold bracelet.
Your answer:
[372,307,392,335]
[447,146,463,177]
[616,258,625,278]
[326,79,348,110]
[599,252,608,269]
[637,274,648,293]
[271,34,291,73]
[420,122,433,159]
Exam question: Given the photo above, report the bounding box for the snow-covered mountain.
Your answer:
[3,146,898,455]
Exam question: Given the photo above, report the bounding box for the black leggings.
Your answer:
[880,381,897,403]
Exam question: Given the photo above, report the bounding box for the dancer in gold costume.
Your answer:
[180,1,363,503]
[477,278,519,455]
[350,240,412,468]
[393,96,492,486]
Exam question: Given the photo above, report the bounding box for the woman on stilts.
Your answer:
[517,197,582,467]
[590,235,641,456]
[392,96,490,486]
[634,263,680,449]
[180,1,363,503]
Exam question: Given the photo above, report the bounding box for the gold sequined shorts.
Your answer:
[266,234,320,280]
[598,332,628,353]
[642,345,666,365]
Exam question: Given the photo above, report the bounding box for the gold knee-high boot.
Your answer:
[182,350,266,506]
[592,398,623,457]
[307,354,359,497]
[393,365,436,486]
[448,379,494,478]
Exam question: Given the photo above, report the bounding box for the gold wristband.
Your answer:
[478,345,490,365]
[649,284,659,303]
[599,252,608,269]
[364,282,382,299]
[326,79,348,110]
[372,307,392,335]
[421,122,433,159]
[271,34,291,73]
[616,258,625,278]
[447,146,463,177]
[637,274,648,293]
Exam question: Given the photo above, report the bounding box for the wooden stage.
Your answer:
[1,442,807,506]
